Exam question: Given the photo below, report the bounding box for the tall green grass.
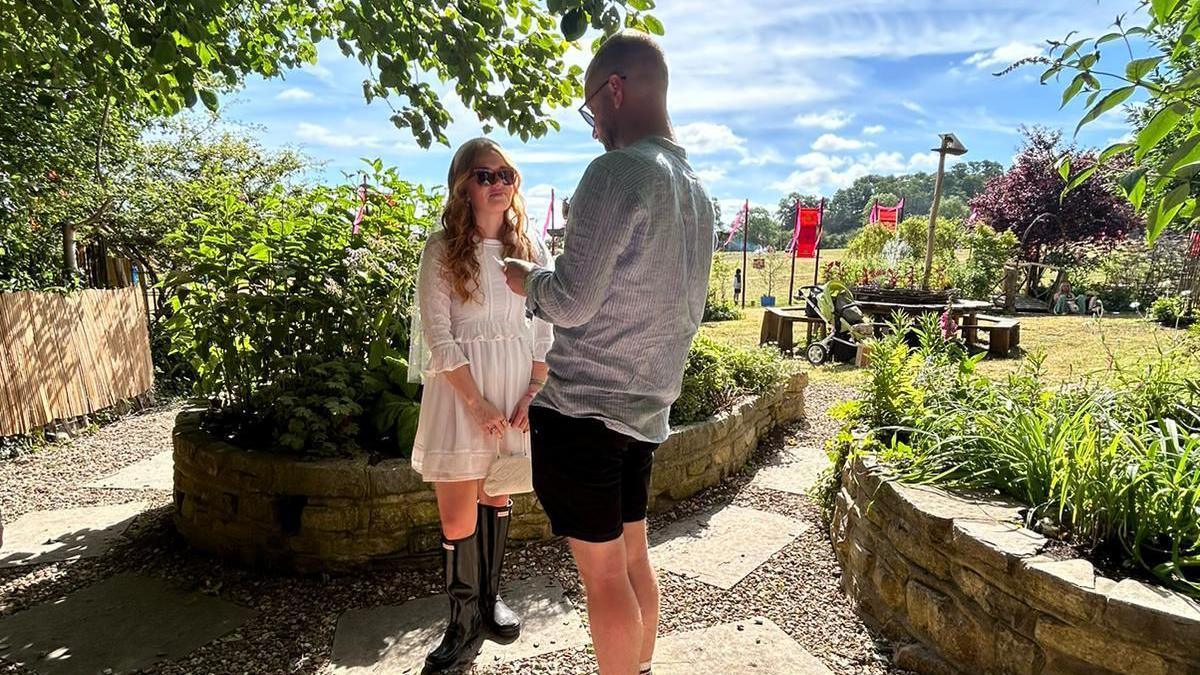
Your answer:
[851,316,1200,596]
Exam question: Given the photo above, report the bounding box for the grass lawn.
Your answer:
[714,249,847,306]
[700,307,1198,388]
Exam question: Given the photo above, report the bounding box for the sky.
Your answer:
[218,0,1148,231]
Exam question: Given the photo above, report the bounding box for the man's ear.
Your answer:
[610,74,625,110]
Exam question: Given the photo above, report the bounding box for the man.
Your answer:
[501,30,714,675]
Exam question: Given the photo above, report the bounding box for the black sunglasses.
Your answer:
[472,168,516,186]
[578,74,627,128]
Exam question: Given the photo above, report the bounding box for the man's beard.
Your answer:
[599,120,617,152]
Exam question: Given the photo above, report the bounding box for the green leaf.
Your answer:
[198,89,218,112]
[1157,134,1200,184]
[1135,103,1186,163]
[247,243,270,261]
[1075,85,1136,135]
[1062,38,1089,60]
[1041,65,1063,84]
[1120,167,1148,210]
[1060,73,1087,109]
[1151,0,1183,23]
[1096,31,1125,46]
[1099,142,1135,164]
[561,10,587,41]
[644,15,665,36]
[1180,67,1200,90]
[1064,164,1098,195]
[1058,156,1072,181]
[1126,56,1165,82]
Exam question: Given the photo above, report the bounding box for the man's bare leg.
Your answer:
[622,520,658,670]
[569,536,643,674]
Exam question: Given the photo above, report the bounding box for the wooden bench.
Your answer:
[960,313,1021,357]
[759,307,827,354]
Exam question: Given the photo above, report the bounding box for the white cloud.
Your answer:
[696,166,729,184]
[902,101,926,115]
[862,125,886,136]
[295,122,382,149]
[508,149,597,165]
[812,134,871,152]
[276,87,315,102]
[793,110,854,130]
[739,147,786,166]
[965,41,1043,71]
[772,151,949,194]
[794,152,848,169]
[676,122,747,155]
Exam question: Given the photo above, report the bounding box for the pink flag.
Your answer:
[351,183,367,234]
[542,189,556,239]
[722,200,749,247]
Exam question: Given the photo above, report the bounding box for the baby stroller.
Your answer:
[799,282,874,366]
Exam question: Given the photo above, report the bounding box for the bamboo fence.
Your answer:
[0,287,153,436]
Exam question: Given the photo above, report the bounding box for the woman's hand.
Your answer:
[510,392,536,433]
[467,398,508,438]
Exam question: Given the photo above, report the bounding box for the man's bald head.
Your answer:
[585,30,669,99]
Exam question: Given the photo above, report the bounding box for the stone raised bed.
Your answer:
[173,372,807,573]
[830,455,1200,675]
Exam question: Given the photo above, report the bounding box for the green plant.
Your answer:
[163,162,436,457]
[842,322,1200,596]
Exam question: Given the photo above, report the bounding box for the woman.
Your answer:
[411,137,553,671]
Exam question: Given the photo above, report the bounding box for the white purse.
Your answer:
[483,436,533,496]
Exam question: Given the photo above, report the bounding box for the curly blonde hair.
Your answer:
[440,138,537,304]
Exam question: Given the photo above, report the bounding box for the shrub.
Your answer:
[703,290,742,322]
[162,165,437,458]
[670,335,790,427]
[1150,294,1194,327]
[952,224,1018,300]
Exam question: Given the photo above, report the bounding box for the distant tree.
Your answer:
[937,195,971,221]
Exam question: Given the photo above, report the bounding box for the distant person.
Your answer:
[501,30,714,675]
[1052,281,1078,315]
[733,268,743,303]
[410,137,554,672]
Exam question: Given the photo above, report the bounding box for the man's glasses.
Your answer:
[578,74,627,128]
[473,168,517,186]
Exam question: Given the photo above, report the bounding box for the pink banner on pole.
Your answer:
[723,200,749,247]
[352,183,367,234]
[542,188,555,239]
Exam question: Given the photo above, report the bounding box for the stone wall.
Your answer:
[173,372,807,573]
[830,455,1200,675]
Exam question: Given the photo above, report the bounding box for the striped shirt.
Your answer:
[525,136,714,443]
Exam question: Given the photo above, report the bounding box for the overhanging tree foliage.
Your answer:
[0,0,661,147]
[1031,0,1200,244]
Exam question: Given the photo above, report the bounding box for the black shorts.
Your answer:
[529,405,658,543]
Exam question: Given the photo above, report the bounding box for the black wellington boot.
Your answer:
[478,501,522,639]
[424,533,483,673]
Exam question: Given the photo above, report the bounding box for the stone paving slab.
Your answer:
[0,503,146,568]
[84,451,173,491]
[649,505,809,590]
[749,445,831,496]
[653,617,832,675]
[329,575,588,674]
[0,572,257,675]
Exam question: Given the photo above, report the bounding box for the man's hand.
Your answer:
[501,257,537,297]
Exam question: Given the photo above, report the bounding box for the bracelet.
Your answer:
[529,377,547,387]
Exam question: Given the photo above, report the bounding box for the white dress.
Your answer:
[411,232,553,482]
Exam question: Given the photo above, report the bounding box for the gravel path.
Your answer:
[0,382,906,675]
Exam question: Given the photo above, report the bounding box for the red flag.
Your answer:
[723,200,749,247]
[1189,231,1200,258]
[792,199,824,259]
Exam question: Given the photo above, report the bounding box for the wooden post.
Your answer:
[923,137,950,290]
[787,199,798,305]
